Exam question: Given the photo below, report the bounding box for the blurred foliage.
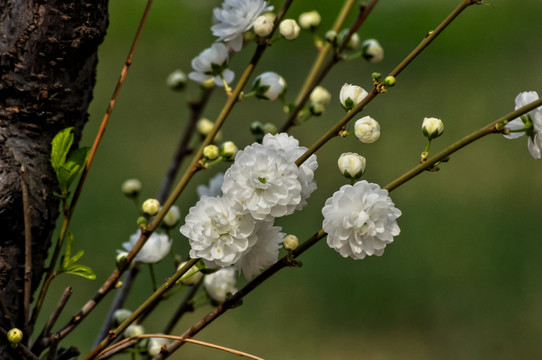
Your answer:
[40,1,542,359]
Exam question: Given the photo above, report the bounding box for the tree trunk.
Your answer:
[0,1,108,358]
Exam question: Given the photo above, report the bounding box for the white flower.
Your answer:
[121,230,172,264]
[234,221,284,279]
[422,117,444,140]
[211,0,273,52]
[148,336,170,357]
[253,15,274,37]
[204,267,237,303]
[322,181,401,260]
[361,39,384,63]
[504,91,542,159]
[222,143,302,220]
[279,19,300,40]
[340,83,368,111]
[178,261,203,285]
[188,43,234,87]
[354,116,380,143]
[163,205,181,227]
[310,85,331,106]
[197,173,225,198]
[298,10,321,30]
[262,133,318,210]
[253,72,286,101]
[338,152,366,179]
[180,196,258,267]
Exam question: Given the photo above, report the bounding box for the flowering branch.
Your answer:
[296,0,481,167]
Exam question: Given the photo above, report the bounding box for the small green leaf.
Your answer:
[58,147,89,190]
[51,128,74,172]
[62,232,74,269]
[63,264,96,280]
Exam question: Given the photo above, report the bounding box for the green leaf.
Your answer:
[51,128,74,172]
[62,264,96,280]
[69,250,84,265]
[57,147,89,190]
[62,232,75,269]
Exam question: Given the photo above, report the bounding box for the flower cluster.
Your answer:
[322,181,401,260]
[180,133,317,279]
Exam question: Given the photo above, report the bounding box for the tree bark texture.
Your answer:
[0,1,108,358]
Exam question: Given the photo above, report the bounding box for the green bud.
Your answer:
[263,122,277,135]
[384,76,396,87]
[203,144,220,160]
[7,328,23,348]
[250,121,264,134]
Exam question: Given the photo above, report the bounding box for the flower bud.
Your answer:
[116,251,129,266]
[354,116,380,143]
[113,309,132,325]
[422,117,444,139]
[203,144,220,160]
[298,10,321,30]
[384,76,395,87]
[124,324,144,338]
[253,72,286,101]
[253,15,274,37]
[121,179,142,198]
[325,30,338,44]
[263,122,277,135]
[262,12,276,23]
[166,69,187,91]
[279,19,300,40]
[346,32,360,49]
[283,234,299,251]
[309,86,331,106]
[339,83,368,111]
[361,39,384,63]
[220,141,238,160]
[142,198,160,216]
[7,328,23,348]
[338,152,366,179]
[197,118,214,136]
[309,102,325,116]
[163,205,181,227]
[250,121,264,135]
[148,337,170,357]
[177,261,203,285]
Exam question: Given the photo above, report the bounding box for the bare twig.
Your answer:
[38,287,72,343]
[98,334,264,360]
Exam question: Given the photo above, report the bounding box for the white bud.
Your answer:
[253,15,274,37]
[347,32,360,49]
[362,39,384,63]
[309,86,331,106]
[298,10,321,29]
[142,199,160,216]
[338,152,366,179]
[253,72,286,101]
[339,83,368,111]
[124,324,144,338]
[279,19,300,40]
[113,309,133,325]
[262,12,276,23]
[283,234,299,251]
[148,337,170,357]
[178,261,203,286]
[197,118,214,136]
[116,251,129,266]
[422,117,444,139]
[309,102,325,116]
[121,179,142,197]
[203,145,220,160]
[166,69,187,91]
[220,141,238,160]
[354,116,380,143]
[163,205,181,227]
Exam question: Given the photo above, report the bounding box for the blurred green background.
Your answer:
[40,1,542,359]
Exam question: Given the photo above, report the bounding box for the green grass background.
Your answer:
[40,1,542,359]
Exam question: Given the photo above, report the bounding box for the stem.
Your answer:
[30,0,154,334]
[296,0,478,167]
[163,280,202,334]
[37,287,72,343]
[20,164,32,338]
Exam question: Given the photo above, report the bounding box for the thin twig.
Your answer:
[20,164,32,337]
[98,334,264,360]
[39,287,72,342]
[46,335,59,360]
[30,0,155,334]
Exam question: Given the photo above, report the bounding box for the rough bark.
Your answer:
[0,1,108,358]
